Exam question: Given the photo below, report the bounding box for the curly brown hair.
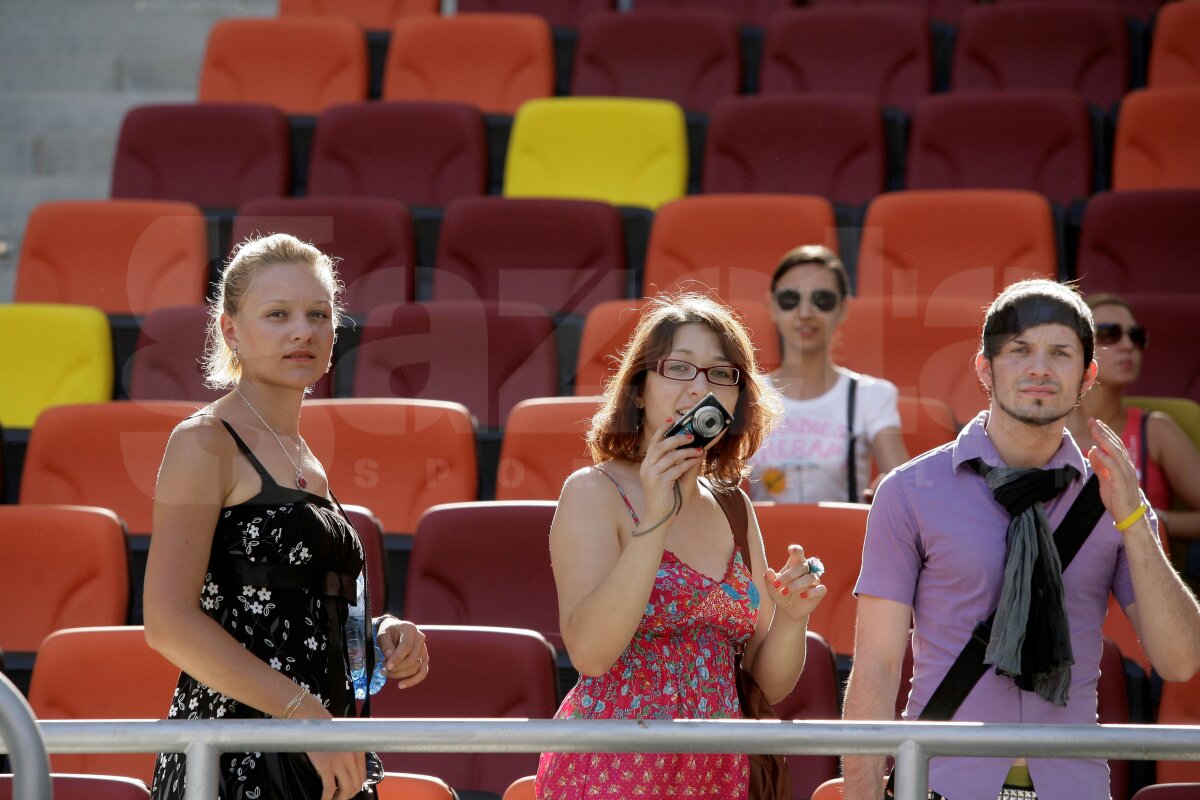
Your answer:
[587,292,783,488]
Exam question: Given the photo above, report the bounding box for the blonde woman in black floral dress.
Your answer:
[145,234,430,800]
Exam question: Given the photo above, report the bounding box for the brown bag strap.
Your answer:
[706,478,750,562]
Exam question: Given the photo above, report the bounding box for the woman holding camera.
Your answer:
[536,293,827,799]
[749,245,908,504]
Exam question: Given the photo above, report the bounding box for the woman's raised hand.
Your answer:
[764,544,827,623]
[638,417,706,526]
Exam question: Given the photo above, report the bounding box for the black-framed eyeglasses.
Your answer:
[774,288,840,313]
[655,359,741,386]
[1095,322,1147,350]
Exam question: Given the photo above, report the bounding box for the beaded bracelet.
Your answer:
[282,686,309,719]
[1114,502,1149,532]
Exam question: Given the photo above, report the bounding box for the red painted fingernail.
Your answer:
[800,593,809,599]
[772,580,781,588]
[781,587,790,596]
[666,417,673,423]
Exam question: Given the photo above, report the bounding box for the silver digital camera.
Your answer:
[665,393,734,450]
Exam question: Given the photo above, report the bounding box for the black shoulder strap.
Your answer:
[919,474,1105,720]
[846,377,859,503]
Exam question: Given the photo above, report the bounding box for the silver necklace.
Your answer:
[235,386,308,490]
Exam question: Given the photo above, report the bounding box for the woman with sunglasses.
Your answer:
[536,293,826,799]
[1068,293,1200,542]
[748,245,908,504]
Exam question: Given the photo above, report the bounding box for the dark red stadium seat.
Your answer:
[342,504,388,613]
[1098,636,1133,800]
[111,103,291,208]
[351,301,558,429]
[371,625,559,796]
[808,0,970,27]
[454,0,613,27]
[761,7,932,113]
[703,93,886,205]
[907,91,1094,207]
[1132,784,1200,800]
[0,774,150,800]
[953,3,1128,109]
[572,9,741,113]
[1076,190,1200,295]
[634,0,795,26]
[308,102,486,206]
[1122,294,1199,401]
[405,501,560,648]
[433,196,625,317]
[772,632,842,800]
[233,196,415,314]
[128,305,228,403]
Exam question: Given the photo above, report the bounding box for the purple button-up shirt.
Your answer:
[855,412,1145,800]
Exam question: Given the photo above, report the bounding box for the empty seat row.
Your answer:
[234,5,1200,115]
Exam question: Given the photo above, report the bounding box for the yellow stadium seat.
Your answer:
[503,97,687,209]
[1126,396,1200,450]
[0,304,113,428]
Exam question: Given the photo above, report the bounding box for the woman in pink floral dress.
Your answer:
[537,293,829,799]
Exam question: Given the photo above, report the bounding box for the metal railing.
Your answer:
[5,717,1200,800]
[0,671,51,800]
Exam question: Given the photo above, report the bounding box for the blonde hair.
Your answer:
[588,292,783,488]
[203,233,343,389]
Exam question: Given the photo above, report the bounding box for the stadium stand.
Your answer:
[1112,88,1200,191]
[1155,672,1200,783]
[1076,190,1200,295]
[494,396,599,501]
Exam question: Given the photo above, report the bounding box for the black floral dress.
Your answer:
[151,419,366,800]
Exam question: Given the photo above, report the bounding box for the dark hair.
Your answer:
[981,279,1095,366]
[770,244,850,298]
[588,293,783,488]
[1083,292,1134,316]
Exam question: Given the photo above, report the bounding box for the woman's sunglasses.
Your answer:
[1095,322,1147,350]
[773,288,840,313]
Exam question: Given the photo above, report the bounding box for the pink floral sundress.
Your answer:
[535,537,760,799]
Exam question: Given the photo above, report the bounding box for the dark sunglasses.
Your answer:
[1095,322,1147,350]
[774,288,840,313]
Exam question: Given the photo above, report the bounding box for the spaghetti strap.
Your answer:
[592,466,640,526]
[213,417,281,489]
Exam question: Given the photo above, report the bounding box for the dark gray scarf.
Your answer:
[968,457,1079,707]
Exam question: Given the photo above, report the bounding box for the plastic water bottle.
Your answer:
[346,573,387,700]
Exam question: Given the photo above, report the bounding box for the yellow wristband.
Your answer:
[1114,502,1148,532]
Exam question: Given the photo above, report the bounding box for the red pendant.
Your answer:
[296,474,308,490]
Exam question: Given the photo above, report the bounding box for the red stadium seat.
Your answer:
[762,7,932,113]
[342,504,389,613]
[454,0,612,26]
[1148,0,1200,89]
[703,94,887,205]
[1076,190,1200,295]
[434,197,625,317]
[0,775,150,800]
[1113,88,1200,191]
[308,102,487,206]
[771,632,842,799]
[1098,636,1134,800]
[907,91,1093,207]
[112,103,290,208]
[1123,294,1200,401]
[1132,785,1200,800]
[953,3,1128,108]
[635,0,795,26]
[572,9,741,113]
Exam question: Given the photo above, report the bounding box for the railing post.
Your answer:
[0,671,51,800]
[894,738,930,800]
[183,741,220,800]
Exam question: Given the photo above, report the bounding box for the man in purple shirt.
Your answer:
[842,280,1200,800]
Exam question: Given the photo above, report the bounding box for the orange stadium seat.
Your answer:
[342,504,389,613]
[111,103,291,209]
[27,626,179,786]
[278,0,437,29]
[572,297,780,397]
[350,301,558,430]
[15,200,208,316]
[382,14,554,114]
[761,7,932,113]
[374,773,458,800]
[772,631,842,799]
[0,775,151,800]
[906,91,1094,207]
[634,0,793,26]
[502,775,536,800]
[952,3,1128,108]
[494,396,600,501]
[642,194,838,302]
[1148,0,1200,89]
[405,502,561,647]
[19,401,198,534]
[855,189,1057,307]
[810,777,845,800]
[1103,595,1150,673]
[703,94,887,205]
[572,9,741,114]
[198,17,368,115]
[308,101,487,206]
[895,395,959,460]
[455,0,612,26]
[753,502,869,658]
[301,399,478,535]
[372,626,559,796]
[233,196,416,314]
[0,506,129,653]
[434,197,626,317]
[834,294,989,426]
[1076,190,1200,295]
[1113,88,1200,191]
[1155,672,1200,783]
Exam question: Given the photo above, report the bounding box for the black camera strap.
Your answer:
[846,377,859,503]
